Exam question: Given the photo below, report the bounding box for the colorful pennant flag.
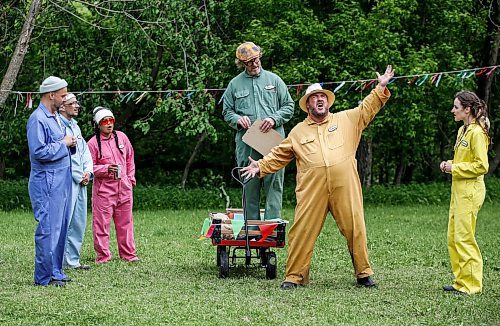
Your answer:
[333,81,346,93]
[199,218,210,236]
[231,220,244,239]
[205,224,216,238]
[257,224,278,242]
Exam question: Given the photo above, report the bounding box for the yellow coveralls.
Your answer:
[258,86,390,285]
[447,122,489,294]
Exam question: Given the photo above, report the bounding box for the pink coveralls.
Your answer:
[87,131,138,263]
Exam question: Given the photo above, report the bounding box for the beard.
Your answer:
[310,107,329,120]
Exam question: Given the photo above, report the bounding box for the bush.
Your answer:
[1,177,499,211]
[0,179,32,211]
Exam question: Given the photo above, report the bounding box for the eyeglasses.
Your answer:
[243,57,260,66]
[99,117,115,126]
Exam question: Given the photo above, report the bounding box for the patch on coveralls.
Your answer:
[264,85,276,92]
[328,125,337,132]
[460,140,468,147]
[119,144,125,149]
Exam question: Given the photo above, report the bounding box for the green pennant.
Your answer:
[231,220,245,239]
[200,218,210,236]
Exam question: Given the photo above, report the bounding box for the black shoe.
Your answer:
[75,265,91,270]
[443,285,466,295]
[357,276,377,288]
[280,281,299,290]
[34,280,66,287]
[49,280,66,287]
[61,277,72,282]
[443,285,455,291]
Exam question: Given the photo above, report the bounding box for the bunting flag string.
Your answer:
[333,81,346,93]
[2,65,498,111]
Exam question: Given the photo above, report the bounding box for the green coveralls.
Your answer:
[447,122,489,294]
[223,69,294,219]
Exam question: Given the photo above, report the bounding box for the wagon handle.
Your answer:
[231,167,252,260]
[231,167,252,186]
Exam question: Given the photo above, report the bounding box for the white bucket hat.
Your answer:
[299,83,335,112]
[93,106,114,124]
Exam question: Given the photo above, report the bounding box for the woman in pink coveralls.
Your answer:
[87,107,139,263]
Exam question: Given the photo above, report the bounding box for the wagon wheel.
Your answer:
[265,252,277,279]
[219,250,229,278]
[245,250,252,266]
[216,246,226,267]
[259,248,268,267]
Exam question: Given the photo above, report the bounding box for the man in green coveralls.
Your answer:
[223,42,294,220]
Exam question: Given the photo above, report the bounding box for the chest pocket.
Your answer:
[454,139,470,157]
[46,124,64,144]
[235,90,251,113]
[300,136,317,155]
[327,129,344,150]
[262,86,277,109]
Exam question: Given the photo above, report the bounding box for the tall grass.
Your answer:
[0,204,499,325]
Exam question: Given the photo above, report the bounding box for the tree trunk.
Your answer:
[356,137,373,189]
[489,142,500,176]
[0,155,5,179]
[181,131,208,188]
[476,0,500,176]
[365,138,373,189]
[0,0,43,108]
[394,154,404,186]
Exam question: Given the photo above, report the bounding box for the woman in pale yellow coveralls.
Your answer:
[440,91,490,295]
[243,66,394,289]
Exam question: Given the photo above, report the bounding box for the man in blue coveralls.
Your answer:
[59,93,93,270]
[28,76,75,287]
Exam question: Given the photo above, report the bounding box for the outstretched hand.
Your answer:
[240,156,260,179]
[376,65,395,88]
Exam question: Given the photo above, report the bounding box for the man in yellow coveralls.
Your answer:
[440,91,490,295]
[242,65,394,289]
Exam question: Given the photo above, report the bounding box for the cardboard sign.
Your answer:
[242,119,284,156]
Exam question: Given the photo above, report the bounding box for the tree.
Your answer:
[0,0,42,109]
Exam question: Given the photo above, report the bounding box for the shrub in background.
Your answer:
[1,177,499,211]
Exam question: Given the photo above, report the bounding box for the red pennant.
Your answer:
[362,80,376,90]
[475,68,488,76]
[257,224,278,242]
[296,84,303,96]
[205,224,216,238]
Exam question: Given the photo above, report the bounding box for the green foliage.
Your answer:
[2,177,500,211]
[0,179,31,211]
[0,0,498,184]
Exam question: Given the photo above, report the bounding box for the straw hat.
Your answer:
[299,83,335,112]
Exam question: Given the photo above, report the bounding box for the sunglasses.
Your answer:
[99,117,115,126]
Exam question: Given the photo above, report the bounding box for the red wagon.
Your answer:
[208,168,288,279]
[210,212,288,279]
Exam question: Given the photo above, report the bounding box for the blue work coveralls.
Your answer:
[27,103,72,285]
[60,115,93,268]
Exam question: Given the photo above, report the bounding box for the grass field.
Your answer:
[0,204,499,325]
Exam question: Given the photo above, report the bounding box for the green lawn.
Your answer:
[0,204,499,325]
